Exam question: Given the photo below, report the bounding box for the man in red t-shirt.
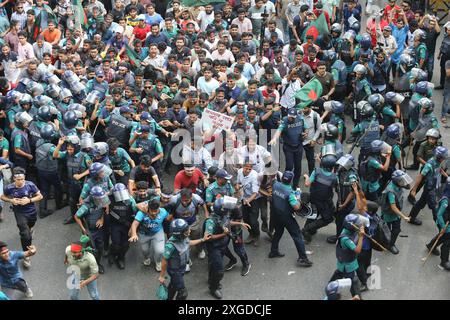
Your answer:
[384,0,401,22]
[133,15,151,42]
[303,46,321,73]
[174,164,209,193]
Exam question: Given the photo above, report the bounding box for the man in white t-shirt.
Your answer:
[211,41,235,65]
[197,4,215,32]
[196,66,220,99]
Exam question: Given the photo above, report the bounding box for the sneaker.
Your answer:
[185,263,191,273]
[143,258,151,266]
[426,244,440,256]
[440,261,450,270]
[25,287,33,298]
[389,245,399,255]
[225,259,238,271]
[326,235,337,244]
[23,257,31,269]
[210,289,223,299]
[198,249,206,259]
[155,261,162,272]
[297,258,313,267]
[268,251,285,258]
[408,218,422,226]
[116,259,125,270]
[360,283,368,292]
[241,263,251,276]
[98,264,105,274]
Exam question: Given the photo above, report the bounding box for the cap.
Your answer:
[140,112,151,123]
[95,69,104,77]
[383,25,392,32]
[137,14,145,21]
[281,171,294,184]
[288,108,297,116]
[216,169,232,180]
[315,2,323,8]
[120,106,132,114]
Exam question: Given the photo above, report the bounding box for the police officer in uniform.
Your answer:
[129,124,164,175]
[329,213,365,299]
[105,105,134,150]
[53,135,85,224]
[79,162,114,202]
[380,124,403,191]
[408,146,449,225]
[205,169,235,209]
[358,140,392,202]
[327,154,359,244]
[380,170,413,254]
[322,101,346,142]
[159,219,211,300]
[406,98,439,170]
[108,183,138,269]
[302,154,338,243]
[11,112,33,171]
[269,171,313,267]
[269,108,308,189]
[74,186,110,274]
[330,60,348,102]
[426,181,450,270]
[107,138,135,185]
[320,124,344,160]
[350,103,380,163]
[203,198,232,299]
[35,124,65,218]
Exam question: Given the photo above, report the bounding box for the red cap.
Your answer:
[71,244,83,253]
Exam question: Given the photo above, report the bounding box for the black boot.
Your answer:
[326,235,338,244]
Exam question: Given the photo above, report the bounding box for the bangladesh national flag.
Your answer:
[73,0,88,30]
[124,44,142,67]
[294,78,323,109]
[302,13,329,42]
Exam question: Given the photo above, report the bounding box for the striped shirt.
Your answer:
[11,11,27,30]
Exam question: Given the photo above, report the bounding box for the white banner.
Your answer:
[202,108,235,131]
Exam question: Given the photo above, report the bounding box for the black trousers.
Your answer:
[224,233,249,265]
[303,143,316,175]
[409,188,437,221]
[387,219,401,247]
[329,269,361,297]
[13,210,36,251]
[167,269,187,300]
[283,144,303,189]
[206,241,228,291]
[357,249,372,285]
[270,213,308,260]
[242,198,261,238]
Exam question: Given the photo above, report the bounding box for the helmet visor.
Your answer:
[113,189,130,202]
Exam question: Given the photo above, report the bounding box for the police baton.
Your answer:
[91,119,101,137]
[421,221,450,265]
[350,223,389,252]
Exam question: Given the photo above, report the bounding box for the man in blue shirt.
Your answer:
[389,12,409,79]
[145,23,169,47]
[0,241,36,298]
[129,199,170,272]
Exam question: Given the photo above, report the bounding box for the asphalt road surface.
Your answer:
[1,17,450,301]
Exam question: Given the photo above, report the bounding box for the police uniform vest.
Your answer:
[35,140,58,172]
[360,155,382,183]
[408,98,421,125]
[56,102,69,115]
[86,177,110,194]
[381,183,403,216]
[84,198,104,230]
[359,119,380,150]
[336,233,357,263]
[60,121,77,137]
[106,114,131,147]
[110,150,124,170]
[339,41,353,66]
[109,198,133,226]
[27,121,42,149]
[167,238,190,272]
[281,116,304,148]
[332,60,348,86]
[425,158,440,190]
[91,80,108,96]
[203,215,230,248]
[372,61,388,86]
[394,72,412,95]
[67,152,84,182]
[135,136,157,159]
[11,129,31,160]
[310,168,336,201]
[354,79,369,101]
[271,181,294,216]
[325,139,344,160]
[439,196,450,223]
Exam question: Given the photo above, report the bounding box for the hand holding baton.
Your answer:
[421,221,450,265]
[350,223,389,252]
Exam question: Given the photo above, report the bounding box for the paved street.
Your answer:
[1,6,450,300]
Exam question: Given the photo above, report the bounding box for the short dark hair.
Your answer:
[140,155,152,166]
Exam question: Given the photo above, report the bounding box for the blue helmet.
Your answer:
[349,21,361,34]
[63,110,78,129]
[343,213,359,231]
[386,123,401,140]
[213,197,228,217]
[321,154,337,169]
[170,219,189,236]
[113,183,130,202]
[331,101,344,114]
[414,81,429,95]
[391,170,413,189]
[90,185,105,198]
[322,50,337,64]
[367,93,385,110]
[90,185,110,207]
[89,162,105,178]
[37,105,52,122]
[40,124,58,141]
[371,140,384,154]
[399,54,415,73]
[385,91,398,105]
[418,97,434,112]
[359,33,372,50]
[435,146,449,162]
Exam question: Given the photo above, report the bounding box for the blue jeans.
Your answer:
[69,280,100,300]
[442,87,450,117]
[427,54,435,81]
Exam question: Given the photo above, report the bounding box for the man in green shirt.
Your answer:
[380,170,412,254]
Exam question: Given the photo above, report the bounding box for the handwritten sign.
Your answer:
[202,108,235,131]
